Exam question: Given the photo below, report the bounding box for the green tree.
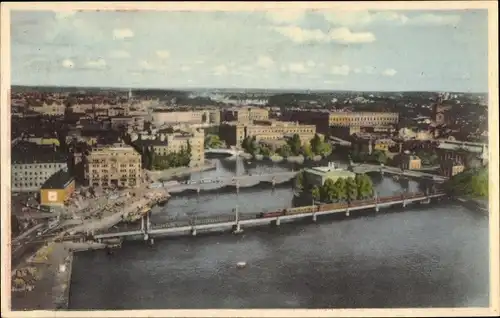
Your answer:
[372,150,388,164]
[260,145,271,157]
[294,171,304,191]
[355,173,374,199]
[311,186,321,202]
[321,178,337,202]
[202,113,208,123]
[345,177,358,202]
[318,142,332,157]
[278,144,292,157]
[310,134,322,154]
[287,134,302,156]
[205,135,223,149]
[301,143,313,159]
[333,178,347,201]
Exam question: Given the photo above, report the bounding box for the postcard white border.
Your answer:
[1,1,498,317]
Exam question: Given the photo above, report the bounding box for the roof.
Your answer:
[11,141,67,164]
[41,169,74,189]
[134,139,168,147]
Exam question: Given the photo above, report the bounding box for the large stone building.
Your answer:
[133,128,205,167]
[221,107,269,123]
[151,109,220,127]
[11,141,68,193]
[219,119,316,147]
[282,110,399,134]
[84,143,142,188]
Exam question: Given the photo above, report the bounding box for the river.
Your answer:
[68,157,489,309]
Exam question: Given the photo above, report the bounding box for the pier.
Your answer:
[93,192,446,241]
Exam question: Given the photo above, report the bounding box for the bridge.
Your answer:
[350,163,448,182]
[93,192,446,241]
[329,136,352,146]
[205,148,242,156]
[162,171,298,192]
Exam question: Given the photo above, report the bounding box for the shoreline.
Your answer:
[146,161,217,182]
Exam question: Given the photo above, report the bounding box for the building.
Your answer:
[84,143,142,188]
[351,136,396,155]
[433,101,452,126]
[11,141,69,193]
[39,169,76,207]
[151,110,210,127]
[133,129,205,167]
[303,162,356,186]
[440,159,465,177]
[221,107,269,123]
[283,110,399,134]
[397,154,422,170]
[219,120,316,147]
[28,102,66,116]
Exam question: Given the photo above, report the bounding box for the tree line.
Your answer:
[295,171,375,203]
[241,133,332,158]
[141,142,192,170]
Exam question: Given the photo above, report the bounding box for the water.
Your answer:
[68,158,489,309]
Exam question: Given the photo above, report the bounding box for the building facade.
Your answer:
[11,142,68,193]
[133,129,205,167]
[221,107,269,123]
[40,169,76,207]
[440,159,465,177]
[84,143,142,188]
[283,110,399,130]
[219,120,316,147]
[397,154,422,170]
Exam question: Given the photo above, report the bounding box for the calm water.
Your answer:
[68,158,489,309]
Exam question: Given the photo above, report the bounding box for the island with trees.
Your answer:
[294,170,375,204]
[444,166,488,199]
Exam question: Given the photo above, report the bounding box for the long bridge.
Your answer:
[158,165,446,193]
[93,192,446,241]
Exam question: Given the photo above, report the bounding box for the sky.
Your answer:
[10,9,489,92]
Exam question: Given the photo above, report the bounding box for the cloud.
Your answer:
[353,67,362,74]
[273,26,375,44]
[138,60,154,70]
[180,65,191,72]
[213,64,228,76]
[85,58,107,70]
[109,50,130,59]
[323,11,460,27]
[331,65,350,76]
[156,50,170,59]
[61,59,74,69]
[256,55,275,68]
[266,11,305,25]
[287,63,308,74]
[113,28,134,40]
[306,60,316,68]
[382,68,397,76]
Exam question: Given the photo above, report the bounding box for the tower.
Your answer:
[128,88,133,100]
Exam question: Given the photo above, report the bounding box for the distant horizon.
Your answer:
[11,84,488,95]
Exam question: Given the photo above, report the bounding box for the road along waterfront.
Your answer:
[67,158,489,309]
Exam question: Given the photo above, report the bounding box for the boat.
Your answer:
[236,261,247,269]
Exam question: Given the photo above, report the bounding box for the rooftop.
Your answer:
[41,169,74,189]
[12,142,67,164]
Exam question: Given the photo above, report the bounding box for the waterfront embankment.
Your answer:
[145,160,217,182]
[11,241,110,310]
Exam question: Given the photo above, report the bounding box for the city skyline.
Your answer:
[11,9,488,92]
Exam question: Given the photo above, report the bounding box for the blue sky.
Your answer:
[11,9,488,92]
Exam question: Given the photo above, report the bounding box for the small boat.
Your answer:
[236,261,247,269]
